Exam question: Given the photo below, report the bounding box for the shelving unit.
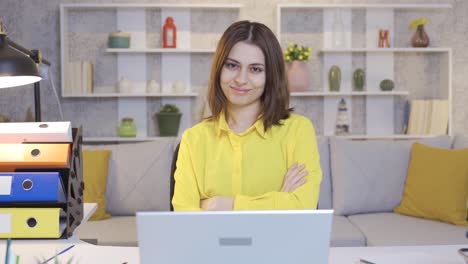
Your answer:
[83,132,439,143]
[83,136,176,143]
[278,3,452,138]
[60,3,242,138]
[290,91,409,97]
[276,3,452,10]
[320,48,451,53]
[64,93,198,98]
[335,134,440,140]
[106,48,216,53]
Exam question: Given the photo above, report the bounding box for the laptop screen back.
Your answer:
[137,210,333,264]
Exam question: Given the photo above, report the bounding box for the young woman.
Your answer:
[172,20,322,211]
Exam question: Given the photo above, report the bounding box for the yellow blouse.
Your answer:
[172,113,322,211]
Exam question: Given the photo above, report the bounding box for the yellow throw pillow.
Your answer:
[395,143,468,226]
[83,150,111,221]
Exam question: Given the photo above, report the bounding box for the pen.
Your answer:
[359,259,376,264]
[41,245,75,264]
[5,238,11,264]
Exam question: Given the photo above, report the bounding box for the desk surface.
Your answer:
[1,206,466,263]
[1,244,466,264]
[329,244,467,264]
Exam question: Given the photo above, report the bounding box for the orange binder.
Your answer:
[0,143,70,171]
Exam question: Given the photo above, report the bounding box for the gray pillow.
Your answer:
[317,137,332,209]
[330,136,452,216]
[452,135,468,149]
[84,138,176,215]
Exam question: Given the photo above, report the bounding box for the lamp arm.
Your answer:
[5,37,52,122]
[1,20,53,122]
[5,37,50,66]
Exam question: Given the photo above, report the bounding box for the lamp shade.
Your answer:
[0,34,41,89]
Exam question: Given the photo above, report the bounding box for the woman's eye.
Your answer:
[250,66,264,73]
[225,62,238,69]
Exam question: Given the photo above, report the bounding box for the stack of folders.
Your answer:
[0,122,82,239]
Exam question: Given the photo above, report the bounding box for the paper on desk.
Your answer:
[359,252,460,264]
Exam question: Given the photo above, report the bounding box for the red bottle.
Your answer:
[163,17,176,48]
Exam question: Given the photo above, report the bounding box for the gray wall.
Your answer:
[0,0,466,135]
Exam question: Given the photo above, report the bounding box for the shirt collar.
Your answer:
[216,111,268,139]
[216,111,230,137]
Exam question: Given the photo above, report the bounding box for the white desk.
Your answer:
[329,244,467,264]
[1,206,466,263]
[1,244,466,264]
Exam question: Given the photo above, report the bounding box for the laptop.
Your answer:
[136,210,333,264]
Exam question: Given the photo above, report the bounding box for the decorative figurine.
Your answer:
[380,79,395,91]
[163,17,177,48]
[353,69,365,91]
[335,98,350,135]
[329,65,341,92]
[378,29,390,48]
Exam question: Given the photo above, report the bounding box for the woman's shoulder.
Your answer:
[182,118,217,140]
[282,113,313,128]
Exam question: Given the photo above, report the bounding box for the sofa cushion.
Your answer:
[330,136,452,216]
[331,216,366,247]
[317,137,332,209]
[348,213,468,246]
[453,135,468,149]
[395,143,468,226]
[83,138,176,215]
[83,150,111,221]
[77,216,137,246]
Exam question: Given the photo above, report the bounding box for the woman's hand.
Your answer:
[281,163,308,192]
[201,196,234,211]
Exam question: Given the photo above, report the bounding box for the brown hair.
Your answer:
[207,20,291,132]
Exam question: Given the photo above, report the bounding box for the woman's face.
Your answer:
[220,41,266,111]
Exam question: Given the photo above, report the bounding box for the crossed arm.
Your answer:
[201,162,310,210]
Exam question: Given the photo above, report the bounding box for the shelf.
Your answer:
[278,3,452,9]
[84,134,443,142]
[62,3,243,9]
[320,48,451,53]
[106,48,216,54]
[290,91,409,97]
[63,93,199,98]
[83,137,176,143]
[334,134,444,140]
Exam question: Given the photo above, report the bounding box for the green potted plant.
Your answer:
[155,104,182,136]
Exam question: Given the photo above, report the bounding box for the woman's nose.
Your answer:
[234,68,248,85]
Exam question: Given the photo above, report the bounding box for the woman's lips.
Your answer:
[230,86,251,94]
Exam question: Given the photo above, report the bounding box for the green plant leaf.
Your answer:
[159,104,180,113]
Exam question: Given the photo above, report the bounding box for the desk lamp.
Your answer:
[0,20,50,122]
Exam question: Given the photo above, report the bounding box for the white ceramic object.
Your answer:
[173,80,186,93]
[118,77,132,93]
[147,80,161,93]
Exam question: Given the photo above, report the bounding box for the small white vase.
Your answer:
[173,80,186,93]
[118,77,132,93]
[147,80,161,93]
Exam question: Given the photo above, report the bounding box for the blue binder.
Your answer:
[0,172,66,203]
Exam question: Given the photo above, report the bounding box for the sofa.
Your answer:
[77,135,468,247]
